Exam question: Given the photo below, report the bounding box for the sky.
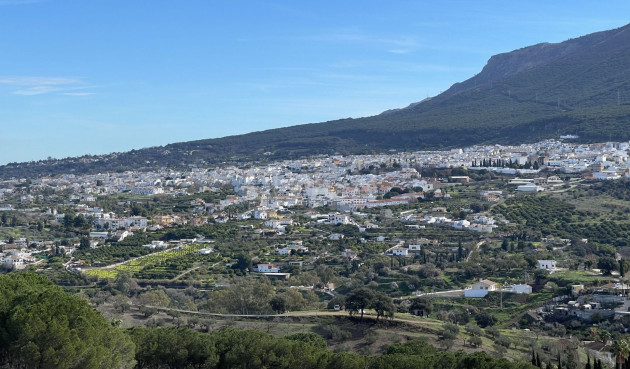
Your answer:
[1,0,629,165]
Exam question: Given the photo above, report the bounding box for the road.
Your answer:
[135,304,441,329]
[465,240,485,262]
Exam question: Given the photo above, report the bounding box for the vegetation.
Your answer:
[5,24,630,178]
[0,273,135,369]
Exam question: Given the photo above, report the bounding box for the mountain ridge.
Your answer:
[3,23,630,178]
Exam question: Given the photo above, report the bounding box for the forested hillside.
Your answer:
[3,24,630,178]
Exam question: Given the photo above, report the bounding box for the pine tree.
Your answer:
[585,355,591,369]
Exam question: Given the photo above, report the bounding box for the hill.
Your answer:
[4,23,630,178]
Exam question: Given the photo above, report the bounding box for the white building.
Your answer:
[464,279,497,298]
[256,263,279,273]
[517,184,544,192]
[537,260,557,270]
[389,247,409,256]
[510,284,533,294]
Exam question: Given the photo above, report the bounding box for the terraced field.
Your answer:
[84,244,214,279]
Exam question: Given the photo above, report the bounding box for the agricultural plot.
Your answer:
[85,244,217,280]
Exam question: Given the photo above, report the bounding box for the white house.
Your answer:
[277,244,308,255]
[537,260,557,270]
[389,247,409,256]
[328,213,351,225]
[517,184,544,192]
[329,233,345,241]
[464,279,497,298]
[89,231,109,239]
[453,220,470,230]
[256,263,279,273]
[253,209,268,220]
[510,284,533,294]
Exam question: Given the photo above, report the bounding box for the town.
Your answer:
[3,138,630,367]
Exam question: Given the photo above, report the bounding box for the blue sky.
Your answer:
[1,0,629,165]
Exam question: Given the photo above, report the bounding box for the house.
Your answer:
[537,260,557,270]
[389,247,409,256]
[253,209,268,219]
[256,263,279,273]
[89,231,109,239]
[329,233,345,241]
[464,279,497,298]
[327,213,351,225]
[517,184,544,192]
[510,284,533,294]
[277,244,308,255]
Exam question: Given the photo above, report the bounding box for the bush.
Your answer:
[321,324,352,341]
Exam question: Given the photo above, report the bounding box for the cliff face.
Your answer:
[440,24,630,99]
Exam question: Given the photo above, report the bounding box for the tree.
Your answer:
[346,287,375,321]
[442,322,459,340]
[234,252,252,273]
[410,297,433,317]
[370,292,395,321]
[74,214,88,228]
[79,236,90,249]
[475,310,497,328]
[138,289,171,307]
[598,257,618,275]
[494,335,511,349]
[612,338,630,369]
[465,322,483,338]
[599,330,611,345]
[486,325,500,339]
[469,336,483,348]
[269,294,289,314]
[0,273,136,369]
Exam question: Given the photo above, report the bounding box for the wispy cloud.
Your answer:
[62,92,95,97]
[0,76,95,96]
[301,31,421,54]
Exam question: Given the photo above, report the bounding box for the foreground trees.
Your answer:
[0,273,136,369]
[0,274,536,369]
[127,328,535,369]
